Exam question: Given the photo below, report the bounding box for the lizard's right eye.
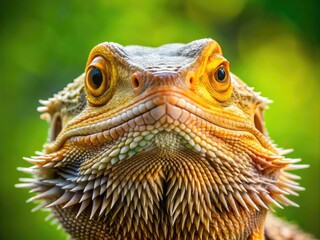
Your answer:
[86,65,109,97]
[89,68,103,90]
[85,56,113,105]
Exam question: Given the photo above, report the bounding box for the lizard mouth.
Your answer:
[73,91,221,170]
[39,88,278,175]
[47,89,267,154]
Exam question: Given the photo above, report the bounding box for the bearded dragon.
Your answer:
[17,39,312,240]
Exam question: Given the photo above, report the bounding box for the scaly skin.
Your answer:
[17,39,310,239]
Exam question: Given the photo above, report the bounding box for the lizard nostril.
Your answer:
[131,72,143,91]
[189,76,194,85]
[132,77,140,88]
[186,72,196,89]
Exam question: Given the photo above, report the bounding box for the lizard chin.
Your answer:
[26,128,277,239]
[153,131,186,152]
[50,130,270,240]
[19,96,302,239]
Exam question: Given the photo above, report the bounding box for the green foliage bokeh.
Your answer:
[0,0,319,239]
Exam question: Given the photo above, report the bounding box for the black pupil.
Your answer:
[90,68,103,89]
[217,67,226,81]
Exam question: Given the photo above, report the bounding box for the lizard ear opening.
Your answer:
[253,108,266,136]
[50,113,62,142]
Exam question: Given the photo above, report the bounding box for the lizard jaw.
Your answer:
[17,91,307,240]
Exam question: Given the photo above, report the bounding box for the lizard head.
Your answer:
[18,39,306,239]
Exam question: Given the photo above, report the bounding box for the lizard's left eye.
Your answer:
[207,62,232,102]
[214,66,228,83]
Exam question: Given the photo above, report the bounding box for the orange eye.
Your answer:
[207,62,232,101]
[210,64,231,94]
[85,56,110,100]
[87,67,108,96]
[214,65,228,83]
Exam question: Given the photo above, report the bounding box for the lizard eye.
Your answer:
[85,56,113,105]
[210,64,230,90]
[207,62,232,102]
[214,66,228,83]
[86,65,109,97]
[89,68,104,90]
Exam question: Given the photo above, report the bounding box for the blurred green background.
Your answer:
[0,0,319,239]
